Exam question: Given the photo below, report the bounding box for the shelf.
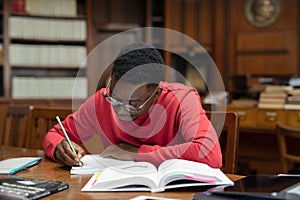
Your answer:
[11,65,84,70]
[11,13,86,20]
[11,38,86,45]
[1,0,88,99]
[98,23,140,32]
[11,67,86,77]
[168,45,212,54]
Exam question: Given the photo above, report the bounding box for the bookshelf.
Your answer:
[1,0,87,99]
[85,0,216,96]
[86,0,166,94]
[0,0,3,96]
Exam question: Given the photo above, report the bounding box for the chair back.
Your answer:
[2,105,30,147]
[206,111,239,174]
[26,106,72,149]
[276,122,300,173]
[0,103,8,145]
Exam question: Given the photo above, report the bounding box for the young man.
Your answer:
[43,42,222,168]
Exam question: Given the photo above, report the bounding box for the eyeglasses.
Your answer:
[102,79,157,113]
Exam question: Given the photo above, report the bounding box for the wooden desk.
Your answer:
[0,146,243,200]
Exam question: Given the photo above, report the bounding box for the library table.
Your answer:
[0,146,243,200]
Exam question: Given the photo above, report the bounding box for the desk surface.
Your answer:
[0,146,243,200]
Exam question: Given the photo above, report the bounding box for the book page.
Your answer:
[157,159,234,189]
[71,154,134,174]
[82,162,160,192]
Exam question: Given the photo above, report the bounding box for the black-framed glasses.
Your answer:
[102,79,157,113]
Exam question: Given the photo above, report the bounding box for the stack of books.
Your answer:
[284,89,300,110]
[257,85,292,109]
[231,98,258,107]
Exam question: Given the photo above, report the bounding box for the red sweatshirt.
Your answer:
[43,82,222,168]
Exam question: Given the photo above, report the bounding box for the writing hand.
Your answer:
[55,140,86,166]
[101,142,138,161]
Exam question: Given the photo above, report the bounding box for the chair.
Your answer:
[26,106,73,149]
[276,122,300,173]
[25,105,103,153]
[0,102,8,145]
[2,105,31,147]
[202,103,216,111]
[206,111,240,174]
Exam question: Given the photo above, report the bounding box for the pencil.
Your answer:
[55,116,77,156]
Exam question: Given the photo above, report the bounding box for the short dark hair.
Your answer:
[112,42,164,87]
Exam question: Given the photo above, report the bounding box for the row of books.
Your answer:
[12,76,87,99]
[284,89,300,110]
[9,44,87,67]
[257,85,300,109]
[9,16,86,41]
[257,85,291,109]
[13,0,77,17]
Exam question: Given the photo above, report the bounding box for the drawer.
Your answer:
[256,109,286,128]
[228,108,256,127]
[286,110,300,128]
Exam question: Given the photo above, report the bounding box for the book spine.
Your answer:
[12,0,26,14]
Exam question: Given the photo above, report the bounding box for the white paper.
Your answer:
[70,154,134,174]
[0,157,41,174]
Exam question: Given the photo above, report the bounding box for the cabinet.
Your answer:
[227,105,300,174]
[1,0,87,99]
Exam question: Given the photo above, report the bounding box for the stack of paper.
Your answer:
[71,155,134,175]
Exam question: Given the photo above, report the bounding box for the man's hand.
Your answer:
[101,142,138,161]
[54,140,86,166]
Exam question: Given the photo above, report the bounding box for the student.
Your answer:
[43,42,222,168]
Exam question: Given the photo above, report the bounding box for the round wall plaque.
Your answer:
[245,0,281,27]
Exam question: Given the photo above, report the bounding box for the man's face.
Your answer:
[109,78,158,121]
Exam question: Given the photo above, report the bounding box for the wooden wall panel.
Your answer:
[237,54,292,75]
[198,0,213,48]
[236,32,290,51]
[183,1,197,45]
[164,0,182,49]
[227,0,298,78]
[164,0,216,86]
[164,0,213,52]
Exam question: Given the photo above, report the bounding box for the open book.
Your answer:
[81,159,234,193]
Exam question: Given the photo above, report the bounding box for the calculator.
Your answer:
[0,176,68,199]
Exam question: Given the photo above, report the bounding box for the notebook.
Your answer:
[0,157,42,174]
[0,176,68,200]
